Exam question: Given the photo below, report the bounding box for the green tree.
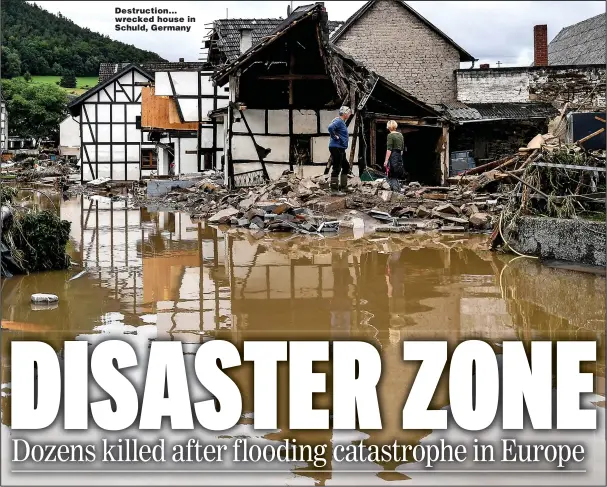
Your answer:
[23,71,32,82]
[51,62,62,76]
[59,71,76,88]
[1,78,68,140]
[1,46,22,78]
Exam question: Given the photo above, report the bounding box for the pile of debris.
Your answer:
[0,186,72,278]
[140,169,504,235]
[1,153,79,184]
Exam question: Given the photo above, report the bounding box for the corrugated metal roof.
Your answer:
[437,102,558,122]
[98,62,213,83]
[548,13,605,65]
[212,18,343,63]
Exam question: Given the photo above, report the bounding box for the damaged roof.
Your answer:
[438,102,558,123]
[98,61,213,83]
[213,3,329,86]
[210,17,343,63]
[548,13,605,65]
[331,0,475,62]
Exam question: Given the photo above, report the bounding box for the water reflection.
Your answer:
[0,193,605,485]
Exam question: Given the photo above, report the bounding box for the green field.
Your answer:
[16,76,98,95]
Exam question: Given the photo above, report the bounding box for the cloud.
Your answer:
[29,0,605,67]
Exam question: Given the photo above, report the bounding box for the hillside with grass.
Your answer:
[1,0,166,79]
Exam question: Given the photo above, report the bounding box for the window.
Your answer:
[141,148,158,169]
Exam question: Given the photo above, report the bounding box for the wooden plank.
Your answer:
[348,113,360,166]
[577,127,605,145]
[141,86,198,131]
[533,162,606,172]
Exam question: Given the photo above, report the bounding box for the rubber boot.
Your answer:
[330,176,339,192]
[340,173,349,193]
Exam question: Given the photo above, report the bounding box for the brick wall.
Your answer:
[533,25,548,67]
[457,66,606,109]
[335,0,461,105]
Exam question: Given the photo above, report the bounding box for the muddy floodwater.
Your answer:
[1,193,605,486]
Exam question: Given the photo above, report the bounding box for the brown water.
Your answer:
[1,193,605,485]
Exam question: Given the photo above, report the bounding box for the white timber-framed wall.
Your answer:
[68,65,156,181]
[223,104,359,183]
[153,70,229,175]
[0,100,7,152]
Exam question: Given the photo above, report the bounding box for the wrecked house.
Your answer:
[212,3,451,188]
[139,65,229,176]
[445,22,606,162]
[203,15,344,66]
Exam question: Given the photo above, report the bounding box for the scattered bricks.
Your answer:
[462,204,480,217]
[237,218,250,227]
[379,190,393,202]
[208,207,239,223]
[433,212,469,225]
[238,198,254,211]
[301,221,317,232]
[275,213,295,223]
[245,208,266,220]
[310,196,347,213]
[423,193,450,201]
[273,203,292,215]
[299,178,319,190]
[469,212,493,230]
[435,203,461,215]
[249,216,265,230]
[416,206,432,218]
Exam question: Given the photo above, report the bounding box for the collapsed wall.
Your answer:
[456,65,606,110]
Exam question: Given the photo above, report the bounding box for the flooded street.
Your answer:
[1,193,605,485]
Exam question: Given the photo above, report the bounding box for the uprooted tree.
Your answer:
[1,187,71,277]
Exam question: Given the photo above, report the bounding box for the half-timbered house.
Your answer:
[212,3,451,188]
[67,64,156,181]
[139,67,229,175]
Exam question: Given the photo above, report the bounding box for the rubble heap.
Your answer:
[142,169,506,235]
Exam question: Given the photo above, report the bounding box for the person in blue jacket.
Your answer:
[327,106,351,194]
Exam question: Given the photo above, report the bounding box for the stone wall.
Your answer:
[457,65,606,109]
[335,0,461,105]
[504,216,606,266]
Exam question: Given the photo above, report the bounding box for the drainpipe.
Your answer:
[177,137,181,179]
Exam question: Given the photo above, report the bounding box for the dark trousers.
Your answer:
[329,147,349,189]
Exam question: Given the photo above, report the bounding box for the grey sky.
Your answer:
[31,1,605,67]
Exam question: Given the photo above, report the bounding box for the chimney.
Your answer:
[239,28,253,54]
[480,63,490,70]
[534,25,548,66]
[179,57,184,63]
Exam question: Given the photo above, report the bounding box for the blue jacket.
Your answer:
[328,117,349,149]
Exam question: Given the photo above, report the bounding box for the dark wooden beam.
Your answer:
[258,74,330,81]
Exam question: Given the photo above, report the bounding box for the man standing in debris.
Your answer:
[328,106,351,195]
